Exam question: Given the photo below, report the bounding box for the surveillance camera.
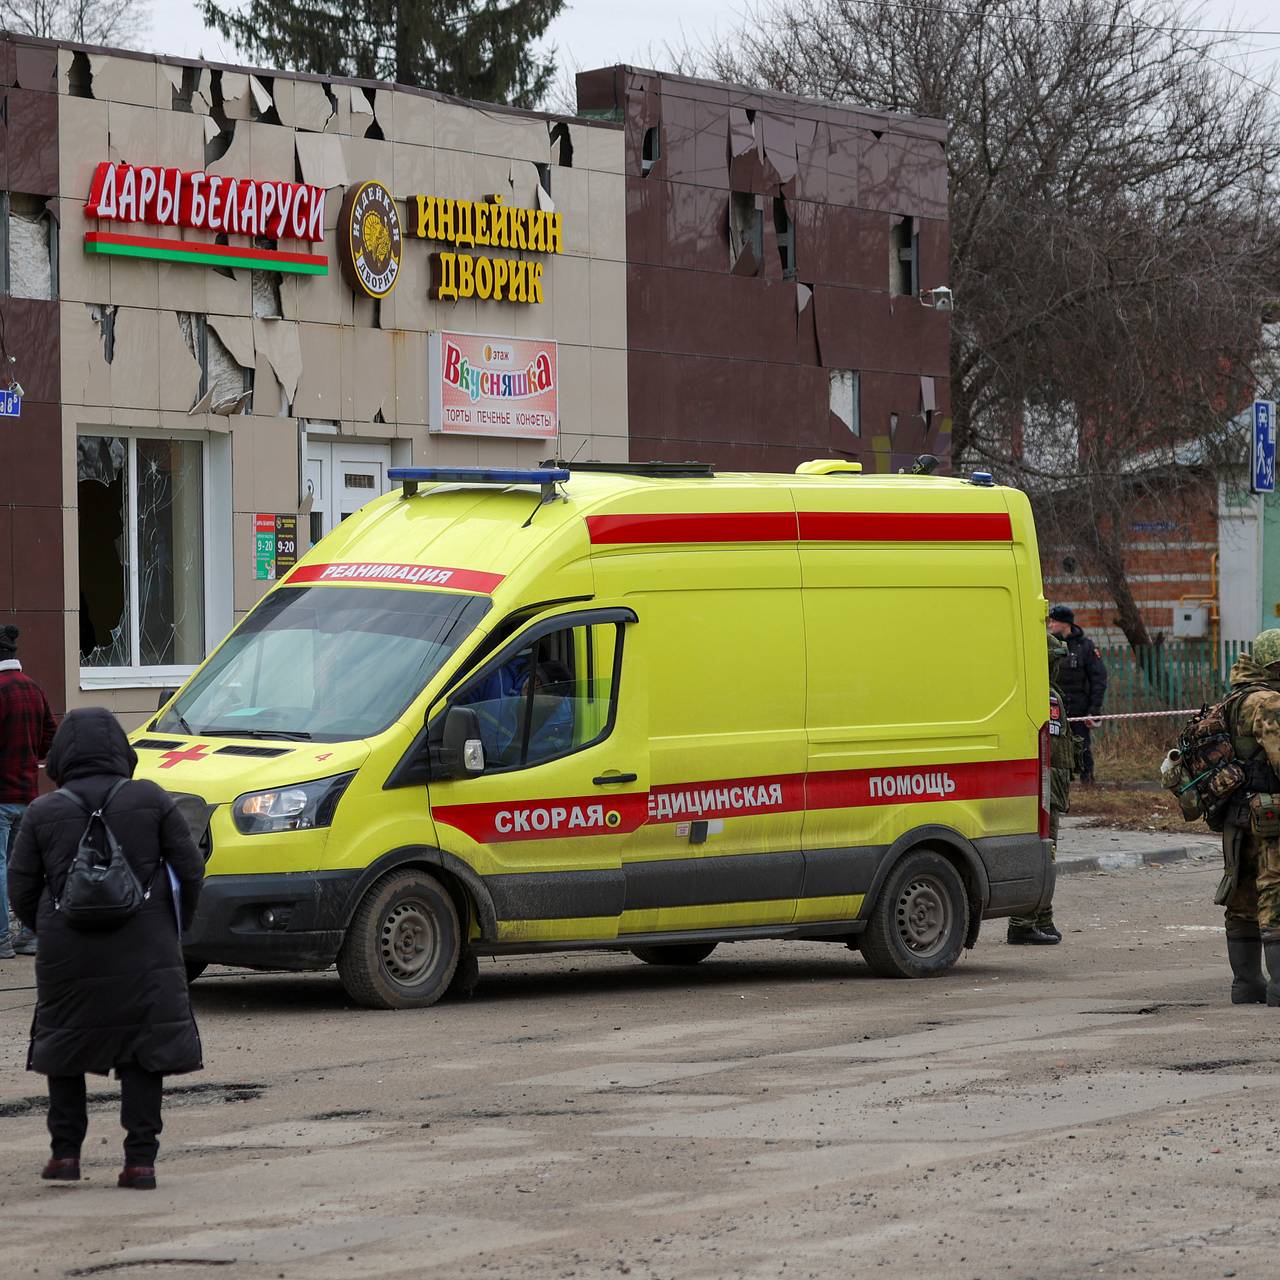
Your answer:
[921,286,954,312]
[8,381,23,399]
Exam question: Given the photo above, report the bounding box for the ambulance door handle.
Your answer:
[593,772,637,785]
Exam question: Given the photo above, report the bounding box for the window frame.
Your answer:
[78,429,222,689]
[432,606,635,778]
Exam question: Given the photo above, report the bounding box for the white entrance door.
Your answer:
[305,440,393,548]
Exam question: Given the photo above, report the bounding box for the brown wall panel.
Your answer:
[0,397,60,508]
[8,609,66,716]
[6,87,59,195]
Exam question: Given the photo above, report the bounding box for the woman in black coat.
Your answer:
[7,707,205,1189]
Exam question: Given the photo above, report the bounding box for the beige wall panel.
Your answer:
[89,54,158,107]
[590,346,629,439]
[585,126,625,176]
[250,415,302,514]
[294,323,343,418]
[435,102,478,153]
[269,76,295,128]
[106,101,158,164]
[552,166,590,256]
[514,295,556,341]
[557,431,627,464]
[479,112,548,165]
[294,255,351,326]
[378,244,433,332]
[389,90,433,146]
[245,122,296,182]
[475,436,524,468]
[108,257,159,309]
[507,159,541,210]
[59,219,111,302]
[551,255,591,345]
[110,307,160,410]
[206,120,252,178]
[341,136,394,188]
[157,311,204,412]
[435,148,477,203]
[59,94,110,199]
[288,80,336,133]
[587,168,626,263]
[347,327,394,422]
[347,85,374,131]
[254,318,303,406]
[392,143,435,202]
[555,342,592,438]
[232,514,274,616]
[208,313,255,367]
[61,300,113,409]
[392,330,429,426]
[589,258,627,351]
[155,108,204,172]
[296,132,348,188]
[229,418,256,514]
[219,72,253,121]
[204,262,252,315]
[371,87,396,140]
[474,152,514,203]
[156,259,208,315]
[420,434,480,466]
[156,63,184,111]
[251,352,284,418]
[431,294,479,341]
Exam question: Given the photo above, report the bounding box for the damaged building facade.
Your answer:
[0,34,628,722]
[0,37,950,724]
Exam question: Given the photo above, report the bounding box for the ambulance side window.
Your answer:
[456,622,622,772]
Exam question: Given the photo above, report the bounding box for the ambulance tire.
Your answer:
[337,870,460,1010]
[184,960,208,984]
[860,850,968,979]
[630,943,718,966]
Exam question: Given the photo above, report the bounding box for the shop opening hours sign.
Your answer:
[429,332,558,439]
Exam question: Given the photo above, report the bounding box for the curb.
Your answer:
[1057,845,1208,876]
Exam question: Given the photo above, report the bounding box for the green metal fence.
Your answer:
[1092,640,1250,715]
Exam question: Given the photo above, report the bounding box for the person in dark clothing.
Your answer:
[6,708,205,1189]
[1048,604,1108,783]
[0,623,58,958]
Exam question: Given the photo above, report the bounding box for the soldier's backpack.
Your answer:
[1161,685,1270,830]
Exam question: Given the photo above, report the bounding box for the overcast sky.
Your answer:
[141,1,1280,90]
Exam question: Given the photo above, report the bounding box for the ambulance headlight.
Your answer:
[232,773,355,835]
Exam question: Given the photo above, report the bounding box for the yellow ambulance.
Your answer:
[138,461,1052,1009]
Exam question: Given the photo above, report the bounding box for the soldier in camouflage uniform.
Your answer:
[1008,633,1075,945]
[1218,630,1280,1005]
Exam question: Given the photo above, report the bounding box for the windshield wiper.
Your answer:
[201,728,314,741]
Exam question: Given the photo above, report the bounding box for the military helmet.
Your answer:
[1253,629,1280,669]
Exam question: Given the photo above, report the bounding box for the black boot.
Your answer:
[1227,936,1267,1004]
[1264,938,1280,1008]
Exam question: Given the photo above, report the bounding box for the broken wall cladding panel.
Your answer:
[14,41,56,93]
[7,86,59,195]
[858,133,948,220]
[218,71,255,121]
[205,117,252,177]
[107,306,161,410]
[252,313,303,396]
[61,300,112,407]
[658,180,725,273]
[760,113,798,189]
[288,79,336,133]
[87,53,160,108]
[293,128,350,194]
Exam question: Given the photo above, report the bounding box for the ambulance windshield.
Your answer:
[155,585,490,742]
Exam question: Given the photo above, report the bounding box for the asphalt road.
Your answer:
[3,851,1278,1280]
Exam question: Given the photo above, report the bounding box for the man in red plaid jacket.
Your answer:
[0,625,57,958]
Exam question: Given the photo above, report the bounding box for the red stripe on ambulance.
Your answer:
[284,561,505,593]
[586,510,1013,546]
[432,760,1037,843]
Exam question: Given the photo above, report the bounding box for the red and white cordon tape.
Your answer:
[1067,709,1198,723]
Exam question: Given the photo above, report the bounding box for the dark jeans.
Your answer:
[47,1067,164,1165]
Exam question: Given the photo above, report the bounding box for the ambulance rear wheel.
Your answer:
[860,850,968,979]
[337,870,460,1009]
[630,943,718,966]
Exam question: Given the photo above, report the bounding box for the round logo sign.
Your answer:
[339,180,402,299]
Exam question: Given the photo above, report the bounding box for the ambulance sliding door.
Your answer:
[593,528,807,934]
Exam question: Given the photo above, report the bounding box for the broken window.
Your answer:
[180,312,253,414]
[642,126,660,176]
[773,197,794,278]
[2,192,57,300]
[891,215,919,296]
[550,121,574,167]
[79,435,206,672]
[829,370,861,438]
[729,192,763,273]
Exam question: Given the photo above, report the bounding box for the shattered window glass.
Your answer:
[78,436,131,667]
[137,439,205,666]
[78,435,207,671]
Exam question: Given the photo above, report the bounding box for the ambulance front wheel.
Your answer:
[630,943,718,966]
[337,870,460,1010]
[859,850,968,979]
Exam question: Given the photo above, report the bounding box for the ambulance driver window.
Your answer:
[456,622,621,771]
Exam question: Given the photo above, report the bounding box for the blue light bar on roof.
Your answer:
[388,466,571,499]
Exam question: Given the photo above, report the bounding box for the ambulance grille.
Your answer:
[214,744,291,758]
[134,738,183,750]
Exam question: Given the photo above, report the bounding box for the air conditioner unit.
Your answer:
[1173,604,1209,639]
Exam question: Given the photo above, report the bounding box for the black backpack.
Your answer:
[53,779,158,931]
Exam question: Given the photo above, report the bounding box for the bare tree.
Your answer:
[1,0,149,47]
[691,0,1280,648]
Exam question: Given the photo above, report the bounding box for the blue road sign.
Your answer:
[1254,400,1276,494]
[0,389,20,418]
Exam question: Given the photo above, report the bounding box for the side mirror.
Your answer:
[156,687,178,712]
[431,704,485,779]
